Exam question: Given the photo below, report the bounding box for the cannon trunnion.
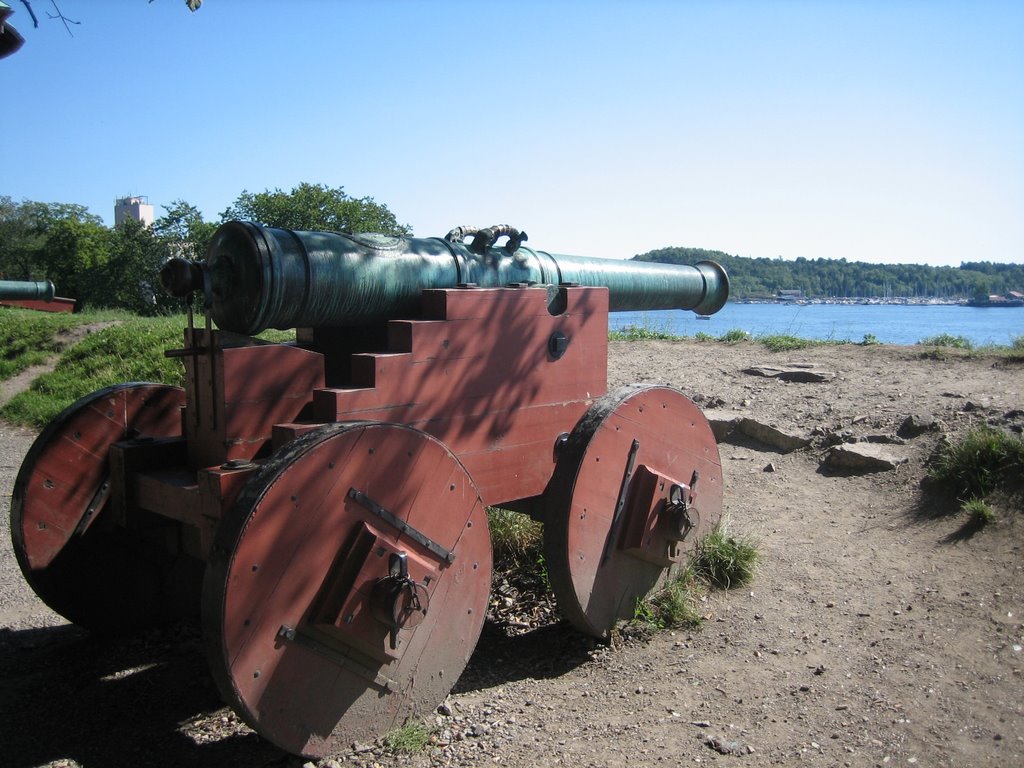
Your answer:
[11,223,728,757]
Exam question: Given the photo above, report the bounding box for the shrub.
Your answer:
[718,328,750,343]
[609,324,679,341]
[636,565,704,630]
[928,427,1024,501]
[692,524,759,589]
[918,333,973,350]
[382,721,433,753]
[962,498,996,527]
[759,334,812,352]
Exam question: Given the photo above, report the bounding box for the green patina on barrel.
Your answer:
[0,280,55,302]
[198,221,729,335]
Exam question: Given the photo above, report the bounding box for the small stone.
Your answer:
[763,462,777,472]
[898,413,940,438]
[438,701,454,717]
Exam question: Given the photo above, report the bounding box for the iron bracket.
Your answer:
[347,488,456,564]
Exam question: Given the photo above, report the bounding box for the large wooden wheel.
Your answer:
[544,385,723,638]
[10,382,198,630]
[202,422,492,757]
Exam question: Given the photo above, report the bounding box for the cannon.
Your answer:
[0,279,55,302]
[11,222,729,757]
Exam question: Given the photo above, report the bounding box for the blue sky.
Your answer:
[4,0,1022,266]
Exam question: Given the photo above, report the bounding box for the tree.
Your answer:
[96,219,180,315]
[0,196,102,279]
[41,218,111,300]
[221,182,411,236]
[153,199,217,261]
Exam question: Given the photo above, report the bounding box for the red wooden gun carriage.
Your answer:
[11,222,728,756]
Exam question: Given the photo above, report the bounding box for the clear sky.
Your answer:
[4,0,1022,266]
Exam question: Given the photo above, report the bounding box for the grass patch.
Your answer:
[633,522,758,633]
[918,333,973,350]
[691,524,759,589]
[382,720,434,754]
[718,328,750,343]
[487,507,549,595]
[928,427,1024,502]
[609,324,680,341]
[962,498,996,527]
[634,565,704,631]
[758,333,814,352]
[0,308,91,380]
[0,316,187,427]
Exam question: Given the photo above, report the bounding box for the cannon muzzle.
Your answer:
[163,222,729,335]
[0,280,55,302]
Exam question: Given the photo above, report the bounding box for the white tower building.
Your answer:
[114,196,155,227]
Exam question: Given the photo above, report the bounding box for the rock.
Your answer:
[763,462,777,472]
[897,413,940,438]
[706,735,750,755]
[705,410,744,441]
[741,364,835,382]
[437,701,454,717]
[821,443,909,472]
[864,434,906,445]
[736,418,812,452]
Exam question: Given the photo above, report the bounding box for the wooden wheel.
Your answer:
[544,385,723,638]
[202,422,492,757]
[10,382,197,630]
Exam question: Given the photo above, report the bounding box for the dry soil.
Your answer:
[1,340,1021,768]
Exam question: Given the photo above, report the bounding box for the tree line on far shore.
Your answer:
[634,247,1024,301]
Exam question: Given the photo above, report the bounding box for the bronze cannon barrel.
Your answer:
[164,221,729,335]
[0,279,55,302]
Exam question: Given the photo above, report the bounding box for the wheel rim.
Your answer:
[10,382,193,630]
[544,385,723,638]
[202,422,492,757]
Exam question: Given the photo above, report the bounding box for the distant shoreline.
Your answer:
[734,297,968,306]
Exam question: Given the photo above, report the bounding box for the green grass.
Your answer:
[758,333,815,352]
[486,507,550,594]
[634,565,704,630]
[609,324,680,341]
[691,523,759,589]
[962,498,996,527]
[382,720,434,753]
[632,522,759,632]
[928,426,1024,502]
[0,308,95,380]
[718,328,750,343]
[918,333,973,350]
[0,315,187,427]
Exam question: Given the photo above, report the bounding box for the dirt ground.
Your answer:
[1,339,1021,768]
